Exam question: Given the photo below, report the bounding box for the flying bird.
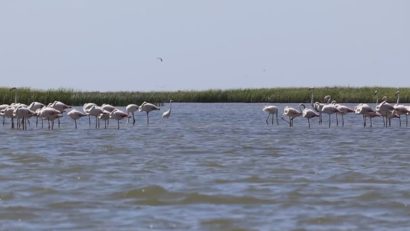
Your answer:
[157,57,164,62]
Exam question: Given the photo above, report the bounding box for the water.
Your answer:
[0,103,409,230]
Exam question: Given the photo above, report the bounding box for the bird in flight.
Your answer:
[157,57,163,62]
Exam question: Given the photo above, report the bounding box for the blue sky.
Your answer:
[0,0,409,91]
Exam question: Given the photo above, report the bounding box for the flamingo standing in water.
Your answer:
[85,105,104,128]
[281,106,302,127]
[39,107,62,130]
[49,101,71,128]
[162,100,173,119]
[299,104,319,128]
[375,96,394,127]
[321,99,339,128]
[139,101,160,124]
[110,109,129,129]
[262,105,279,125]
[126,104,139,125]
[332,100,355,127]
[67,109,88,129]
[101,104,116,112]
[393,90,409,127]
[0,104,9,126]
[83,103,97,126]
[310,89,331,125]
[354,103,380,127]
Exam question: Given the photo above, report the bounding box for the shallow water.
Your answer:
[0,103,409,230]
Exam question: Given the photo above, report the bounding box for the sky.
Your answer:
[0,0,409,91]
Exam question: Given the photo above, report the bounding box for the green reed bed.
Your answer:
[0,87,409,106]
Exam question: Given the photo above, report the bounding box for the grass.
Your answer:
[0,87,409,106]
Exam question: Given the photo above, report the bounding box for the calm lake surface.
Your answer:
[0,103,409,230]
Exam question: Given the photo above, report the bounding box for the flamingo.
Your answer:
[98,110,111,129]
[28,102,45,111]
[28,102,45,127]
[126,104,139,125]
[0,104,9,126]
[162,100,173,119]
[332,100,354,127]
[101,104,117,112]
[321,98,339,128]
[3,106,16,129]
[262,105,279,125]
[49,101,71,128]
[299,104,319,128]
[85,105,104,128]
[83,103,97,126]
[310,89,331,125]
[354,103,380,127]
[14,107,36,130]
[375,96,394,127]
[39,107,62,130]
[67,109,88,129]
[393,90,409,127]
[281,106,302,127]
[138,101,160,124]
[110,109,129,129]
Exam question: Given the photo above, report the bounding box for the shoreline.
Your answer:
[0,87,408,105]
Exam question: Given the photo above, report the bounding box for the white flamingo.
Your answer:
[332,100,355,127]
[67,109,88,129]
[321,98,339,128]
[83,103,97,126]
[28,102,45,111]
[139,101,160,124]
[14,107,36,130]
[354,103,380,127]
[375,96,394,127]
[262,105,279,125]
[162,100,173,119]
[85,105,104,128]
[126,104,139,125]
[98,110,111,129]
[299,103,319,128]
[393,90,409,127]
[0,104,9,126]
[310,89,331,125]
[101,104,116,112]
[281,106,302,127]
[39,107,62,130]
[110,109,129,129]
[49,101,71,128]
[3,106,16,129]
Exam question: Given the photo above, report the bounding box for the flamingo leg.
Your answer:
[118,120,120,130]
[336,113,339,126]
[146,112,149,124]
[275,112,279,125]
[75,119,77,129]
[328,114,331,128]
[265,114,270,125]
[308,118,311,128]
[319,112,322,125]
